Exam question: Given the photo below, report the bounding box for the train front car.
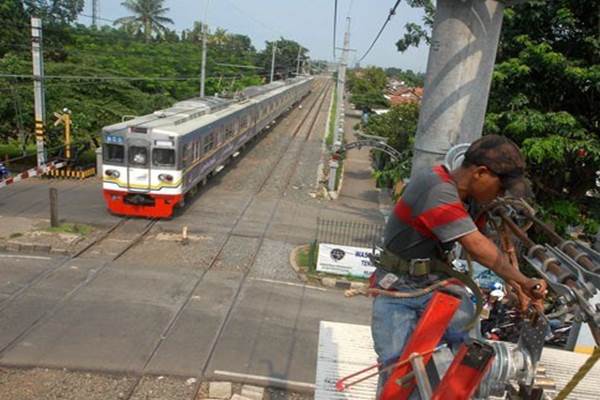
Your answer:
[101,76,313,219]
[102,122,182,219]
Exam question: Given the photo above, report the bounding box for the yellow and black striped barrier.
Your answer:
[46,166,96,180]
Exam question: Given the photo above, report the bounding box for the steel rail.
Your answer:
[118,79,331,400]
[0,217,129,314]
[192,79,332,397]
[0,218,157,358]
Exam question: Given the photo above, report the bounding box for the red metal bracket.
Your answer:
[431,340,495,400]
[380,290,462,400]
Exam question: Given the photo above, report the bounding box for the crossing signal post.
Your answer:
[54,109,72,160]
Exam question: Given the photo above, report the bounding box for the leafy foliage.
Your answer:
[395,0,434,52]
[347,67,389,110]
[384,68,425,87]
[0,7,308,161]
[362,103,420,186]
[485,0,600,234]
[114,0,174,43]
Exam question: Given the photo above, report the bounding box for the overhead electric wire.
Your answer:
[357,0,402,63]
[79,13,117,24]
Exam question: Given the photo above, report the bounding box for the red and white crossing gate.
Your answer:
[0,160,66,189]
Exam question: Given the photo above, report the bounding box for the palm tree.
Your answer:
[114,0,174,42]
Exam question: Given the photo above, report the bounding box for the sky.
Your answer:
[79,0,430,72]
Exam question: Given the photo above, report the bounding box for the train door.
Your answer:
[126,138,152,192]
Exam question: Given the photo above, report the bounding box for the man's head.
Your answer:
[460,135,530,204]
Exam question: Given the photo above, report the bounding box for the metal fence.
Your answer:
[315,217,384,248]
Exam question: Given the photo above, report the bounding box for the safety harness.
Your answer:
[374,249,484,330]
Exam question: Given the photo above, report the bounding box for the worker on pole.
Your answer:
[370,135,548,396]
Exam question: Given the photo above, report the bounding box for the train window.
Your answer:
[203,134,214,153]
[225,124,234,140]
[152,148,175,167]
[128,146,148,167]
[182,143,192,167]
[104,144,124,164]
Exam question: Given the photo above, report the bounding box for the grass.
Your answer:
[0,142,36,160]
[335,159,344,191]
[325,89,338,147]
[46,223,93,236]
[296,242,317,272]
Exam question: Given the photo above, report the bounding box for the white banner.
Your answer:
[317,243,377,278]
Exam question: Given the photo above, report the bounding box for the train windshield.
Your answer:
[103,144,124,164]
[128,146,148,167]
[152,148,175,167]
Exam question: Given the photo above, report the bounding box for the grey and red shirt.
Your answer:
[375,165,484,288]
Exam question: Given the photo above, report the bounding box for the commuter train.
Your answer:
[101,76,314,218]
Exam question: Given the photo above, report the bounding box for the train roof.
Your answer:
[103,76,312,137]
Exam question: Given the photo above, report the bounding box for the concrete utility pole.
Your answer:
[334,16,351,145]
[270,42,277,83]
[200,22,208,97]
[410,0,505,178]
[92,0,99,27]
[200,0,210,97]
[31,17,46,167]
[328,17,351,192]
[296,45,302,76]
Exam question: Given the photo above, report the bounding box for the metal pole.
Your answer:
[49,188,58,228]
[31,17,46,167]
[200,21,208,97]
[65,112,71,160]
[270,42,277,83]
[92,0,98,27]
[296,45,302,76]
[410,0,505,178]
[334,17,350,145]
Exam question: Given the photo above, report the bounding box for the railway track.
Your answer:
[118,78,333,400]
[0,217,157,357]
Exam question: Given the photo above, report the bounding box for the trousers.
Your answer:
[370,285,475,399]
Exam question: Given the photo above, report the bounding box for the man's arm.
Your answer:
[458,230,546,299]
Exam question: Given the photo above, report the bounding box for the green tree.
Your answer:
[362,103,420,185]
[23,0,85,24]
[0,1,29,58]
[347,67,389,110]
[385,68,425,87]
[114,0,174,43]
[258,38,309,80]
[484,0,600,234]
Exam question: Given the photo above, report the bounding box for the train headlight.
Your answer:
[105,169,120,178]
[158,174,173,183]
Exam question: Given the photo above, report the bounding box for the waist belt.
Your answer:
[379,251,435,277]
[378,250,483,331]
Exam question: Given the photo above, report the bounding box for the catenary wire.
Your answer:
[357,0,402,63]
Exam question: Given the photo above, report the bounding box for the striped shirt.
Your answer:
[375,165,484,289]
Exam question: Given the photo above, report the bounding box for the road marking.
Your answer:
[213,370,315,393]
[250,277,327,291]
[0,254,52,260]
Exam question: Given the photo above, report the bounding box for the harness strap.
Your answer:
[431,258,483,331]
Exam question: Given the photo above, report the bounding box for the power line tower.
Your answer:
[92,0,99,27]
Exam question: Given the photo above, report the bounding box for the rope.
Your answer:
[554,346,600,400]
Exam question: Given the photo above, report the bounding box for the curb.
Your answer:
[0,241,69,256]
[289,245,367,291]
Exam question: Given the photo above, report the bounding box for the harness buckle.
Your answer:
[409,258,431,276]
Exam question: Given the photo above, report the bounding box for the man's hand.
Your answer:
[509,278,547,313]
[521,278,548,300]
